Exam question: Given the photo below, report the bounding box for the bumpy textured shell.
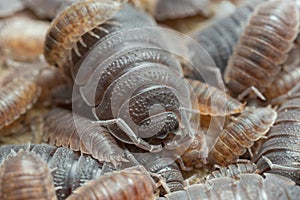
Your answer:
[224,0,299,96]
[0,151,57,200]
[67,166,156,200]
[209,107,277,166]
[255,96,300,184]
[43,108,126,165]
[0,144,103,200]
[189,0,260,75]
[159,173,300,200]
[188,79,245,116]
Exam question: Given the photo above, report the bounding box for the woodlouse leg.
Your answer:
[94,26,109,34]
[87,30,100,39]
[176,157,194,172]
[73,43,82,57]
[104,20,121,27]
[94,119,163,152]
[78,37,87,48]
[148,172,171,194]
[238,86,266,101]
[262,156,300,171]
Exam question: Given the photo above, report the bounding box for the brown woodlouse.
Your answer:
[45,1,195,153]
[0,150,57,200]
[158,173,300,200]
[0,70,41,129]
[44,0,126,69]
[43,107,127,166]
[67,165,156,200]
[224,0,299,97]
[208,107,277,166]
[188,78,245,116]
[198,161,257,183]
[0,144,103,200]
[254,96,300,185]
[188,0,261,75]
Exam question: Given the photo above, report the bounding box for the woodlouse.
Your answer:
[43,108,127,166]
[224,0,300,97]
[45,1,195,153]
[208,107,277,166]
[254,96,300,184]
[0,150,57,200]
[188,78,245,116]
[67,166,156,200]
[0,144,103,200]
[188,0,260,75]
[159,173,300,200]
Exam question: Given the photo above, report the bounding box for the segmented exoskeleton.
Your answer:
[254,96,300,184]
[0,150,57,200]
[158,173,300,200]
[67,166,156,200]
[188,0,261,76]
[209,107,277,166]
[188,79,244,116]
[224,0,299,97]
[44,0,196,153]
[0,144,103,200]
[43,108,126,166]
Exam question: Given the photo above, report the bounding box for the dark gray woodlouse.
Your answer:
[254,96,300,185]
[188,0,261,75]
[66,166,156,200]
[158,173,300,200]
[224,0,299,97]
[188,79,245,116]
[0,150,57,200]
[0,144,103,200]
[44,1,195,153]
[43,108,126,166]
[208,107,277,166]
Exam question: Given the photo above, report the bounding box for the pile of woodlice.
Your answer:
[0,0,300,199]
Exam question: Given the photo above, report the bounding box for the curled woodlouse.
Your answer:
[44,0,126,68]
[0,144,103,200]
[224,0,299,97]
[188,0,260,75]
[208,107,277,166]
[159,173,300,200]
[198,161,257,183]
[67,165,156,200]
[188,78,245,116]
[0,15,50,62]
[0,150,57,200]
[43,108,127,166]
[0,70,41,129]
[254,96,300,184]
[45,1,196,153]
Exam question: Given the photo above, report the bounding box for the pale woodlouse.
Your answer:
[224,0,300,97]
[0,144,103,200]
[159,173,300,200]
[189,0,261,75]
[0,150,57,200]
[44,1,195,153]
[254,96,300,185]
[43,108,127,166]
[208,107,277,166]
[188,78,245,116]
[67,165,156,200]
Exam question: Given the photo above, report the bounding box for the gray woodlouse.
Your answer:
[158,173,300,200]
[188,0,261,75]
[224,0,300,97]
[44,0,126,69]
[43,107,127,166]
[66,165,156,200]
[254,96,300,185]
[0,71,41,129]
[208,107,277,166]
[188,78,245,116]
[0,144,103,200]
[44,1,195,153]
[0,150,57,200]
